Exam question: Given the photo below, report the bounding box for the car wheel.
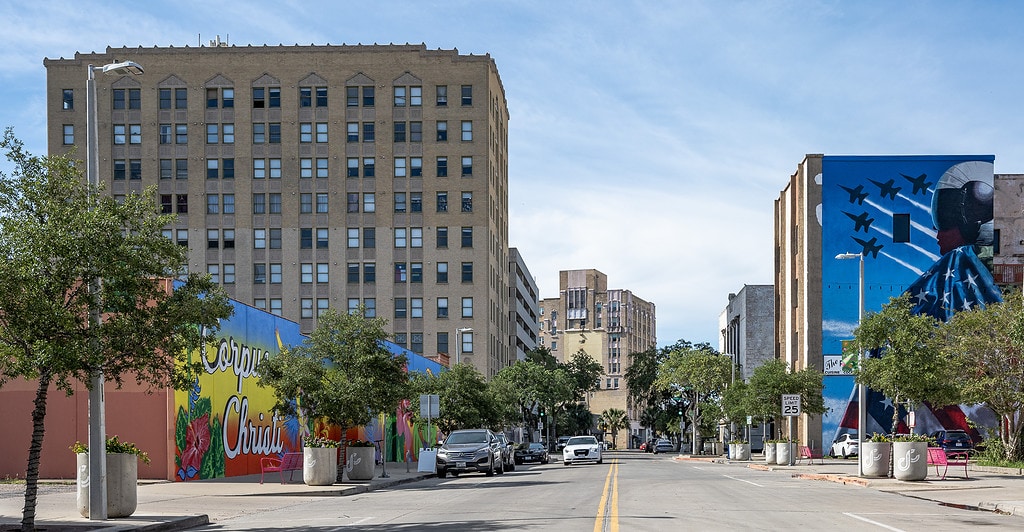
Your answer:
[451,471,460,477]
[564,461,570,466]
[829,448,836,458]
[841,448,848,459]
[437,468,447,479]
[597,458,603,464]
[486,459,495,476]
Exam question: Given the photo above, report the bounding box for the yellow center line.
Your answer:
[593,458,619,532]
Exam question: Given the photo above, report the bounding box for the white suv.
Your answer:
[829,433,859,458]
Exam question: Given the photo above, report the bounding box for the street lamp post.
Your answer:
[836,251,865,477]
[86,60,144,520]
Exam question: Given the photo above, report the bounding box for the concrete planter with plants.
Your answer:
[861,435,892,478]
[892,435,929,481]
[729,442,751,461]
[346,441,376,481]
[303,436,339,486]
[73,436,148,518]
[776,441,796,465]
[764,441,777,464]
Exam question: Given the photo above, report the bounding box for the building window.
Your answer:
[347,122,358,142]
[410,157,422,177]
[348,228,359,248]
[437,227,448,248]
[395,333,407,348]
[269,193,281,214]
[206,87,234,108]
[223,124,234,144]
[160,159,172,179]
[128,159,141,180]
[436,262,448,283]
[316,123,328,143]
[317,193,328,213]
[394,192,407,213]
[437,157,448,177]
[436,85,447,106]
[176,159,188,179]
[411,262,423,283]
[300,228,312,249]
[363,158,375,177]
[461,227,473,247]
[300,158,313,178]
[300,193,313,214]
[438,332,449,355]
[253,229,266,249]
[364,262,376,283]
[394,122,406,143]
[176,229,188,246]
[364,228,375,248]
[362,122,375,142]
[364,298,376,318]
[253,123,265,144]
[223,228,234,247]
[269,228,281,249]
[300,122,312,143]
[347,263,360,283]
[317,228,328,249]
[462,156,473,176]
[112,89,125,109]
[113,160,125,180]
[411,227,423,248]
[437,297,449,318]
[63,125,74,144]
[207,124,219,144]
[269,123,281,143]
[223,264,235,284]
[301,263,313,284]
[462,192,473,212]
[159,89,171,109]
[254,264,266,284]
[395,263,407,283]
[394,87,406,107]
[113,124,126,145]
[411,299,423,319]
[208,265,219,283]
[436,192,448,212]
[207,195,219,214]
[301,298,314,319]
[254,299,266,310]
[270,263,282,283]
[159,124,172,144]
[62,89,74,110]
[436,121,447,142]
[394,158,407,177]
[252,194,266,214]
[461,85,472,106]
[316,87,327,107]
[317,298,329,317]
[160,195,172,214]
[175,124,188,144]
[394,228,407,248]
[175,88,187,108]
[411,333,423,354]
[223,159,234,178]
[410,121,422,142]
[410,192,422,213]
[460,328,473,353]
[176,194,188,213]
[462,262,473,283]
[461,121,473,141]
[363,193,375,212]
[207,159,219,179]
[395,298,407,318]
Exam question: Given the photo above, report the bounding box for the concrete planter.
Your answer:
[861,441,891,478]
[892,441,928,481]
[303,446,337,486]
[730,443,751,461]
[764,442,777,464]
[76,453,138,518]
[776,442,796,465]
[346,446,376,481]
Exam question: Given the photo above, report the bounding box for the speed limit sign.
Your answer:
[782,394,801,417]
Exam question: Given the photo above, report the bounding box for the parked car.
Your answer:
[931,429,974,454]
[494,432,516,472]
[829,433,859,458]
[563,435,603,465]
[652,439,675,454]
[555,436,572,452]
[435,429,504,478]
[514,442,549,465]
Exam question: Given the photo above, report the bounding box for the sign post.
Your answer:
[782,395,801,466]
[418,394,440,473]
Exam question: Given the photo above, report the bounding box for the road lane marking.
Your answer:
[593,459,619,532]
[723,475,764,487]
[843,512,906,531]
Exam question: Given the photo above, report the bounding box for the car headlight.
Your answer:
[473,447,489,458]
[437,450,448,459]
[591,446,599,453]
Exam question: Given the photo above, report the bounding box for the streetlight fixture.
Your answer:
[86,60,144,520]
[836,251,865,477]
[454,327,473,365]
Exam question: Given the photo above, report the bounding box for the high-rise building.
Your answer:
[509,248,540,363]
[538,269,656,447]
[44,43,513,377]
[718,284,775,382]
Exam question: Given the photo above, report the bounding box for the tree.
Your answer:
[257,308,409,481]
[853,294,961,433]
[599,408,629,448]
[943,291,1024,460]
[564,350,603,402]
[410,363,495,434]
[490,359,554,441]
[747,360,827,432]
[656,343,730,451]
[0,130,234,531]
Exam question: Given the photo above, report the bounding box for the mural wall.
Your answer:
[173,300,445,481]
[819,155,999,445]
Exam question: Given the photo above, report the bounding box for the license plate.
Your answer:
[456,461,466,468]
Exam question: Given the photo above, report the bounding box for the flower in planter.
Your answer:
[303,434,340,448]
[347,440,375,447]
[70,435,151,464]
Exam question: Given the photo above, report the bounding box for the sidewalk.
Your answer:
[0,461,434,531]
[674,453,1024,518]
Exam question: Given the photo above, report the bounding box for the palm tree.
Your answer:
[599,408,630,449]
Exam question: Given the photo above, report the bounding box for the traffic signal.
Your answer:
[677,406,683,416]
[539,409,545,418]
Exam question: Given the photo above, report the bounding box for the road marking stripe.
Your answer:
[593,459,619,532]
[843,512,906,531]
[723,475,764,487]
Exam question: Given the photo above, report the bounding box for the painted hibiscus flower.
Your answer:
[181,413,211,479]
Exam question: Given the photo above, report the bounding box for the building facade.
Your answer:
[538,269,656,447]
[44,43,513,377]
[509,248,540,362]
[718,284,775,382]
[775,154,1003,450]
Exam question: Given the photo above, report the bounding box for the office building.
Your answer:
[44,43,512,377]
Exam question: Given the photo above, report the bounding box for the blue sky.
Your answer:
[3,1,1024,348]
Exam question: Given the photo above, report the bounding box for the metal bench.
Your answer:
[798,445,824,465]
[260,452,303,484]
[926,447,969,480]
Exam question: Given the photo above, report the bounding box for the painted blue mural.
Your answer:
[819,155,999,445]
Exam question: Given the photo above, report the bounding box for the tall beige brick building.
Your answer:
[44,43,513,377]
[538,269,656,447]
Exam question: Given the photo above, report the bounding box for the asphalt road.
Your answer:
[191,452,1020,531]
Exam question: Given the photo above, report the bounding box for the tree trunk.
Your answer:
[336,429,348,483]
[22,371,51,532]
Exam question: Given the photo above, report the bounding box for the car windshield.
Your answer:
[567,437,597,446]
[446,431,487,445]
[529,443,545,450]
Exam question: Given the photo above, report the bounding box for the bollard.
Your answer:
[406,450,411,472]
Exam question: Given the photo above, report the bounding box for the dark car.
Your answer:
[435,429,504,478]
[554,436,572,452]
[931,429,974,454]
[514,442,549,465]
